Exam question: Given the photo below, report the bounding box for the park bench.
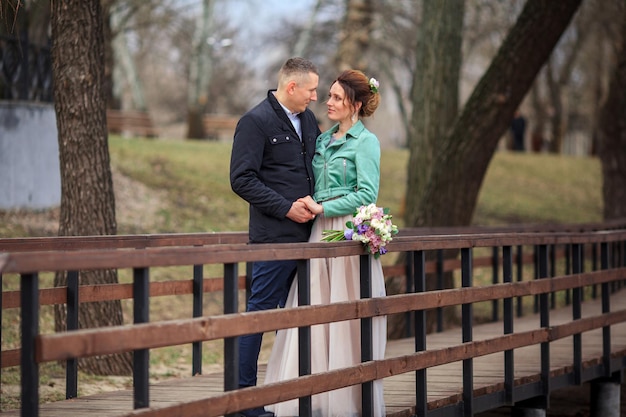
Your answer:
[106,109,158,138]
[203,113,239,140]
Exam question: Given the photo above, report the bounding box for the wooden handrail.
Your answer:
[2,230,626,274]
[33,267,626,362]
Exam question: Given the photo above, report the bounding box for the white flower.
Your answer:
[369,77,379,93]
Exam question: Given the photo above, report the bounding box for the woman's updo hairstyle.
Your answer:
[334,69,380,118]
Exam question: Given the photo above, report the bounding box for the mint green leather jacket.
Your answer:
[312,120,381,218]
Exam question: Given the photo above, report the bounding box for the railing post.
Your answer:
[592,243,598,299]
[565,244,571,305]
[600,242,612,377]
[537,244,550,403]
[404,254,413,338]
[245,262,253,307]
[297,259,312,417]
[360,254,373,417]
[223,263,239,392]
[66,270,79,399]
[436,249,444,332]
[223,262,239,417]
[21,272,39,417]
[571,243,583,385]
[133,267,150,409]
[503,246,515,404]
[461,247,473,417]
[491,246,499,322]
[192,263,203,376]
[414,250,427,417]
[549,245,556,309]
[516,245,523,317]
[533,245,539,314]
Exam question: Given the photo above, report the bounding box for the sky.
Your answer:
[221,0,314,31]
[217,0,317,82]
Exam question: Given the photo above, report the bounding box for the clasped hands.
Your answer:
[287,195,323,223]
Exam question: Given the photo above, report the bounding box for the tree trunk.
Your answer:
[598,0,626,220]
[393,0,582,338]
[101,0,119,109]
[335,0,374,72]
[404,0,464,229]
[50,0,132,376]
[391,0,464,337]
[186,0,214,139]
[293,0,324,58]
[529,78,548,153]
[414,0,582,229]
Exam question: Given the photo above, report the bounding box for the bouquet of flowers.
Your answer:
[321,204,399,258]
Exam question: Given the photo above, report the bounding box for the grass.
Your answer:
[108,136,602,235]
[0,136,604,410]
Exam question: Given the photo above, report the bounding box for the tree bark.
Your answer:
[390,0,464,337]
[598,0,626,220]
[50,0,132,376]
[392,0,582,338]
[186,0,214,139]
[335,0,374,72]
[414,0,582,229]
[404,0,464,229]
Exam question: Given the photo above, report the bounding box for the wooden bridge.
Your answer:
[1,221,626,417]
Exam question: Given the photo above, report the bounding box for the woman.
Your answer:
[264,69,386,417]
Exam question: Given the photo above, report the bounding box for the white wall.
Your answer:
[0,101,61,209]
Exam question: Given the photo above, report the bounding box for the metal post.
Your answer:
[492,246,499,322]
[436,250,444,332]
[414,251,427,417]
[360,255,373,417]
[516,245,523,317]
[537,245,550,403]
[133,267,150,409]
[600,242,612,376]
[192,264,203,376]
[223,262,239,417]
[297,259,312,417]
[405,254,413,338]
[590,378,620,417]
[572,243,582,385]
[66,270,79,399]
[461,248,473,417]
[503,246,515,404]
[21,273,39,417]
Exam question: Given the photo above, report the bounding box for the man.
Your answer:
[229,57,320,417]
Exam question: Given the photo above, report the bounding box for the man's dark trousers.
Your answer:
[238,259,298,388]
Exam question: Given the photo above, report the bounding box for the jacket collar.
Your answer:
[325,120,365,146]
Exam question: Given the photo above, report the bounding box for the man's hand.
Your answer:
[297,195,324,215]
[286,200,316,223]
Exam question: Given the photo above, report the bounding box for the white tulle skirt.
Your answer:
[264,213,387,417]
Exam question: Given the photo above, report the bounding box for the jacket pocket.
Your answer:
[268,133,299,164]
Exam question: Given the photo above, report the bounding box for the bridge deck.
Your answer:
[3,290,625,417]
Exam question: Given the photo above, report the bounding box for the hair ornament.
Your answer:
[369,77,379,93]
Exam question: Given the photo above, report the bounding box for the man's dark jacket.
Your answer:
[230,90,320,243]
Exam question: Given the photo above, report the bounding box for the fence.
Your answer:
[0,33,52,102]
[1,221,626,416]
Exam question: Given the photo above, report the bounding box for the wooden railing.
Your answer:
[1,221,626,416]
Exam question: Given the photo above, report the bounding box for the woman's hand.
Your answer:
[298,195,324,215]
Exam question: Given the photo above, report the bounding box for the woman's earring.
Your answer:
[351,113,357,123]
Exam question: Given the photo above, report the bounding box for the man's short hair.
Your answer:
[278,57,318,87]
